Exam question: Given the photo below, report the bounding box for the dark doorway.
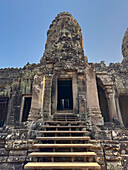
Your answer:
[97,83,109,122]
[119,95,128,127]
[57,80,73,110]
[22,97,32,122]
[0,97,9,127]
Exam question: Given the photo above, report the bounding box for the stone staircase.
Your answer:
[24,115,101,170]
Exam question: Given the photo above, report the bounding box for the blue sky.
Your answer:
[0,0,128,68]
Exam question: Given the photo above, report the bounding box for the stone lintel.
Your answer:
[96,71,108,75]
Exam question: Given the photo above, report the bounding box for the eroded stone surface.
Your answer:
[122,28,128,61]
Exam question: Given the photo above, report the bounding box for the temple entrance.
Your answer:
[0,97,9,127]
[119,95,128,127]
[21,96,32,122]
[57,80,73,111]
[97,83,110,122]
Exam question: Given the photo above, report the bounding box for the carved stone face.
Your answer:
[60,29,72,41]
[44,13,84,50]
[52,28,73,52]
[40,12,85,63]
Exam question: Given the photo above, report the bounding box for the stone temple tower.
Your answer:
[28,12,104,125]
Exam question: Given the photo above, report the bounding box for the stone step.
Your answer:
[54,116,77,118]
[0,133,8,136]
[54,117,76,118]
[36,136,90,141]
[54,116,77,117]
[54,112,74,115]
[43,121,86,124]
[54,113,76,116]
[54,117,78,118]
[33,143,93,149]
[39,130,89,134]
[29,152,97,158]
[53,119,79,121]
[121,154,128,157]
[41,125,87,128]
[24,162,101,169]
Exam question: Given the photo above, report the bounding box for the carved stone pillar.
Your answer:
[72,73,78,115]
[78,73,87,120]
[43,75,53,121]
[86,65,104,125]
[28,75,45,121]
[105,87,117,121]
[115,94,124,126]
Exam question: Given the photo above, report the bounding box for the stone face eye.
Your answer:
[76,35,80,40]
[66,32,69,36]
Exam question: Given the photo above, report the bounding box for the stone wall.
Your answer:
[91,122,128,169]
[94,60,128,126]
[0,120,44,170]
[0,63,42,126]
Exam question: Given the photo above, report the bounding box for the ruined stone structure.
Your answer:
[0,12,128,169]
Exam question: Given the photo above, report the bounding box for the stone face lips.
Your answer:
[40,12,86,64]
[122,28,128,60]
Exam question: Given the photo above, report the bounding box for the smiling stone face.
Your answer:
[60,29,72,41]
[53,28,73,51]
[40,12,85,63]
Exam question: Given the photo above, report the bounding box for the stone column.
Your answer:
[43,75,53,121]
[115,94,124,126]
[105,87,117,122]
[51,75,57,115]
[72,73,79,115]
[78,73,86,120]
[86,65,104,125]
[28,75,44,121]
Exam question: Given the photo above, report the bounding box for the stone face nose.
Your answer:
[62,33,66,38]
[61,34,67,41]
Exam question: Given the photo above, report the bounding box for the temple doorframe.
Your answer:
[51,72,78,115]
[20,94,32,123]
